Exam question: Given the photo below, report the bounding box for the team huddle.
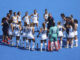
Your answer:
[1,9,78,51]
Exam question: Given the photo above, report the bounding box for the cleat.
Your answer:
[71,46,73,48]
[65,46,69,48]
[29,47,30,50]
[7,42,10,45]
[12,42,15,46]
[8,38,11,40]
[23,46,24,48]
[11,44,14,46]
[74,44,78,47]
[2,40,5,43]
[26,46,29,49]
[56,49,59,51]
[17,45,19,48]
[5,40,8,44]
[40,48,42,52]
[66,46,69,48]
[40,50,42,52]
[32,48,35,51]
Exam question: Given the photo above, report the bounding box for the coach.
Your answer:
[47,13,55,30]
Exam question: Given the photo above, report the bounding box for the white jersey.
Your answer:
[14,24,20,36]
[9,23,13,35]
[74,23,78,31]
[74,23,78,36]
[41,28,47,40]
[10,14,13,20]
[24,16,30,24]
[62,19,66,26]
[13,16,17,23]
[22,26,27,37]
[17,15,21,22]
[44,13,48,20]
[68,26,74,38]
[27,27,34,39]
[27,27,33,34]
[58,25,63,37]
[33,13,38,23]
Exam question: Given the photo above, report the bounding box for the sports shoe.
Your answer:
[5,40,10,45]
[2,40,5,43]
[8,38,11,40]
[32,48,35,51]
[7,42,10,45]
[74,44,78,47]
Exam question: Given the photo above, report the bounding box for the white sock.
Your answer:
[67,43,69,48]
[75,40,78,47]
[55,41,58,49]
[51,42,54,51]
[71,40,74,48]
[26,40,28,47]
[41,43,43,51]
[17,40,19,46]
[53,42,55,49]
[29,42,31,50]
[23,41,24,47]
[45,43,47,50]
[20,39,21,44]
[60,40,62,48]
[32,42,35,50]
[26,40,28,43]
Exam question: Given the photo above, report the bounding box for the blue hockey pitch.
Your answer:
[0,0,80,60]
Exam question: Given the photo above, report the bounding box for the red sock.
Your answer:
[48,40,51,51]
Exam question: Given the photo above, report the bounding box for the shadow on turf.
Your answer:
[0,35,17,47]
[63,40,67,48]
[0,34,67,51]
[0,35,3,45]
[18,47,29,50]
[0,35,2,40]
[0,42,17,47]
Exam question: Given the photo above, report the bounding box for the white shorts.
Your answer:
[22,33,27,37]
[33,20,38,24]
[13,20,17,24]
[74,31,78,36]
[68,32,74,38]
[41,34,47,40]
[18,20,21,22]
[25,20,30,24]
[15,31,20,36]
[58,31,63,37]
[13,23,16,27]
[27,33,34,39]
[63,31,67,38]
[9,30,13,35]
